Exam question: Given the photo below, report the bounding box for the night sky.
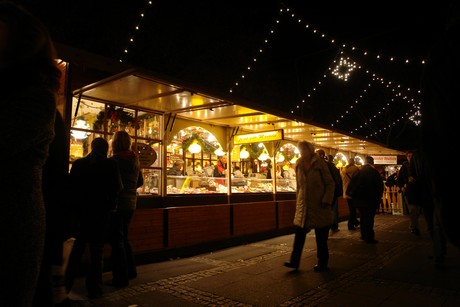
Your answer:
[18,0,454,150]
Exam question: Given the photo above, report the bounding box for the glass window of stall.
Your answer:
[70,100,163,196]
[166,126,227,194]
[274,143,299,192]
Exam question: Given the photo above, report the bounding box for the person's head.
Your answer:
[219,155,227,163]
[406,150,414,161]
[298,141,315,160]
[348,157,356,165]
[173,160,184,169]
[0,1,61,91]
[365,156,374,165]
[316,149,326,159]
[111,130,131,154]
[327,154,334,162]
[91,137,109,157]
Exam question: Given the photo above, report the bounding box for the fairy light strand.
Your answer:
[119,1,153,63]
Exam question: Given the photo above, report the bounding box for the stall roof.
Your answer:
[73,69,403,156]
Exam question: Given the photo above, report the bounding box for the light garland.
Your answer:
[119,1,153,63]
[331,56,356,81]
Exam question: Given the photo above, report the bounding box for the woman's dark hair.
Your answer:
[0,1,61,91]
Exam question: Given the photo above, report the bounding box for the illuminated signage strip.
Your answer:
[373,155,398,165]
[234,129,284,144]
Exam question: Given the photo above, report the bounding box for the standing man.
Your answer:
[341,157,361,230]
[397,150,422,236]
[65,138,123,299]
[346,156,384,244]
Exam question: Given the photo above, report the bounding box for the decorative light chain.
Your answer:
[119,1,153,63]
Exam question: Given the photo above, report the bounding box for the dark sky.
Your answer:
[19,0,455,150]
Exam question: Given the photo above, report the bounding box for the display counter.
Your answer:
[164,175,296,194]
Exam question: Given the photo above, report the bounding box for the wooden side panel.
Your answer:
[167,205,231,248]
[233,202,277,236]
[337,197,349,218]
[277,200,296,228]
[129,208,165,252]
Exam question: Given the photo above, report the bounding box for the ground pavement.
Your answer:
[68,214,460,307]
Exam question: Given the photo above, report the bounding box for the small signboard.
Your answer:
[373,155,398,165]
[234,129,284,144]
[136,142,157,167]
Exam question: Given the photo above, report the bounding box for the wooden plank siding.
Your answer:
[129,208,165,252]
[166,204,232,248]
[232,202,277,236]
[277,200,296,228]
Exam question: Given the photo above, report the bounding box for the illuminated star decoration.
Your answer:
[332,56,356,81]
[409,109,421,126]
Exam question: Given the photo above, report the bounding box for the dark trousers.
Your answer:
[423,202,447,263]
[331,198,339,230]
[65,215,108,297]
[347,199,360,228]
[290,226,330,267]
[108,210,137,284]
[65,238,104,297]
[357,205,377,242]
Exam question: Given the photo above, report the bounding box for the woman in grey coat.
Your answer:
[284,141,335,271]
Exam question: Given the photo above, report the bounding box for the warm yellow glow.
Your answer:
[71,119,90,139]
[188,142,202,154]
[240,148,250,159]
[276,153,285,163]
[215,148,225,156]
[258,150,269,161]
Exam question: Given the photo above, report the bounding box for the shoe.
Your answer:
[313,264,328,272]
[355,220,360,227]
[411,228,421,236]
[330,228,340,233]
[348,226,357,230]
[284,262,299,270]
[365,239,379,244]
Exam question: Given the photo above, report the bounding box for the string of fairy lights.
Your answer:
[228,4,425,136]
[118,2,424,139]
[119,1,153,63]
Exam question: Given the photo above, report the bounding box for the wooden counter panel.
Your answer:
[129,208,165,252]
[338,197,349,217]
[277,200,296,228]
[167,205,231,248]
[232,202,277,236]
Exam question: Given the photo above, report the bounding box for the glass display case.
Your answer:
[165,175,280,194]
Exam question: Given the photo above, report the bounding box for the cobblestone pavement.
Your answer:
[69,214,460,307]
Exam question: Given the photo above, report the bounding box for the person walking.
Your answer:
[316,150,343,232]
[0,2,62,306]
[346,156,384,244]
[341,157,361,230]
[284,141,335,271]
[65,138,123,299]
[107,131,143,288]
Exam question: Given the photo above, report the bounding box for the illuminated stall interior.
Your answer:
[69,68,403,196]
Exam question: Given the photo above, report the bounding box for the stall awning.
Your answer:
[73,68,403,156]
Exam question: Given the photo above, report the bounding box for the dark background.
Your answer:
[17,0,456,151]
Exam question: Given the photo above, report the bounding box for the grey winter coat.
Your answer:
[293,155,335,229]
